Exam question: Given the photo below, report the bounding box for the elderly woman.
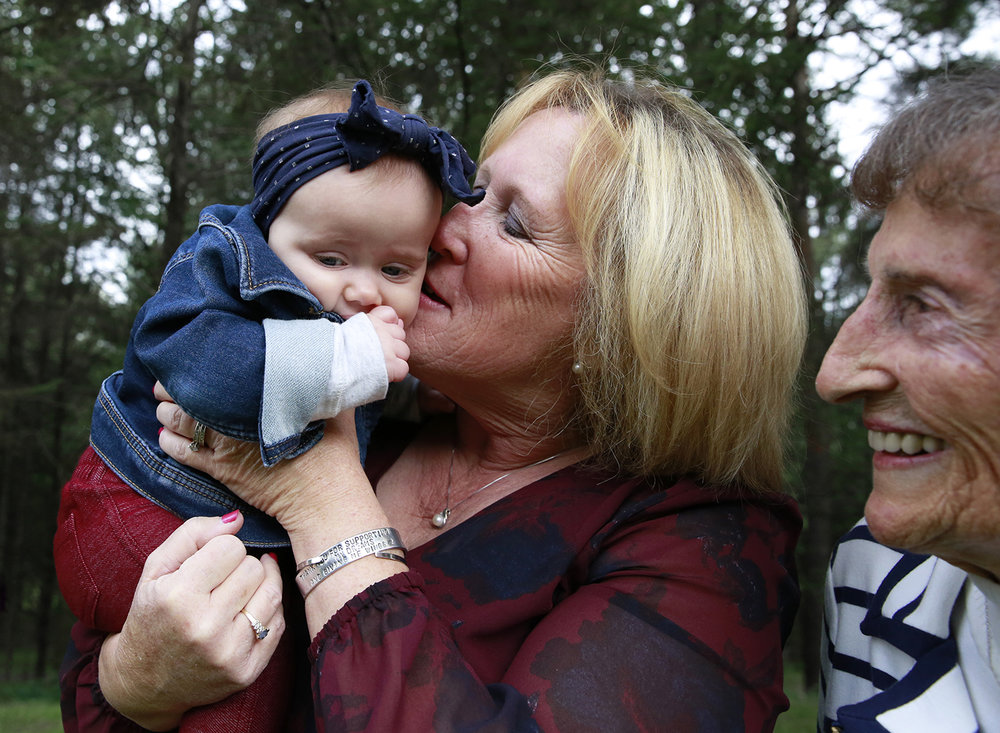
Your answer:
[60,68,807,732]
[816,68,1000,732]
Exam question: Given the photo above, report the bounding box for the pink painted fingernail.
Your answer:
[221,510,239,524]
[158,427,164,435]
[267,552,278,561]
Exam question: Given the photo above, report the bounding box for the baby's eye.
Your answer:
[316,254,346,267]
[381,265,411,281]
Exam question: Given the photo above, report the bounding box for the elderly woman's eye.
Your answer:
[503,212,529,239]
[903,294,932,313]
[897,293,937,325]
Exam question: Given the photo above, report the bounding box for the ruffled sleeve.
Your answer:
[303,475,800,732]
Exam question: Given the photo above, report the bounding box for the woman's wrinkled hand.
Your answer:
[153,381,362,529]
[98,513,284,731]
[154,381,279,514]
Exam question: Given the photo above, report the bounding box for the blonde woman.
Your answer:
[63,68,807,732]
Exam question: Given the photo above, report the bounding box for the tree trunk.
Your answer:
[160,0,206,272]
[783,0,833,689]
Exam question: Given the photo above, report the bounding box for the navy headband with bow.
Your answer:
[250,79,484,236]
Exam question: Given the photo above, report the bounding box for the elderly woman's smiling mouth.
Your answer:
[867,428,947,456]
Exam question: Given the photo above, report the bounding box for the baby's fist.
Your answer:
[367,306,409,383]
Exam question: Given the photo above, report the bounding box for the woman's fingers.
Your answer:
[228,552,285,657]
[156,407,229,482]
[156,398,202,443]
[103,522,286,725]
[152,383,362,524]
[158,417,210,472]
[258,551,284,633]
[141,513,244,584]
[153,380,219,469]
[152,380,173,403]
[142,517,283,678]
[153,383,215,458]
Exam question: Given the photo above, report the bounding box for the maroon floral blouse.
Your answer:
[58,446,800,732]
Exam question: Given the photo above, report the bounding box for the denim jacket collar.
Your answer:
[198,203,324,311]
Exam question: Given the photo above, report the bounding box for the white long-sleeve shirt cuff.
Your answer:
[260,315,387,448]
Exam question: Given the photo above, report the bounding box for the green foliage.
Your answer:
[0,0,137,681]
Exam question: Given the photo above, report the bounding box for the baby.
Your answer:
[84,78,482,545]
[55,79,483,731]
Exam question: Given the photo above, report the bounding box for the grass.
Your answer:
[1,665,818,732]
[0,679,62,733]
[776,662,819,732]
[0,699,62,733]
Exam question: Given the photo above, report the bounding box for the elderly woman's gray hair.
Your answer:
[851,66,1000,219]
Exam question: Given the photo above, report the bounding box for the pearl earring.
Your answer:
[571,361,584,375]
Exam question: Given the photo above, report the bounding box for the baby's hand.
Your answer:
[367,305,409,383]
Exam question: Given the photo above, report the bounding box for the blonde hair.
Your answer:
[484,68,807,492]
[255,83,357,146]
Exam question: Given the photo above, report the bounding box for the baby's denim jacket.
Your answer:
[90,204,383,548]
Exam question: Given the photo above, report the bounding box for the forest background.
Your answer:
[1,0,997,714]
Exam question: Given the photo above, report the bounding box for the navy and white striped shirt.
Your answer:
[818,520,1000,732]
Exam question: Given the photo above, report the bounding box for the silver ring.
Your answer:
[189,421,207,452]
[241,609,269,641]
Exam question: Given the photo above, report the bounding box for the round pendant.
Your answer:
[431,511,449,528]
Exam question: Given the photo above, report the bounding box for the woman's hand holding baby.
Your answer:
[155,382,365,537]
[98,512,284,731]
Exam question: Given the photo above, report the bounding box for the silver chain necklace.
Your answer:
[430,448,566,529]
